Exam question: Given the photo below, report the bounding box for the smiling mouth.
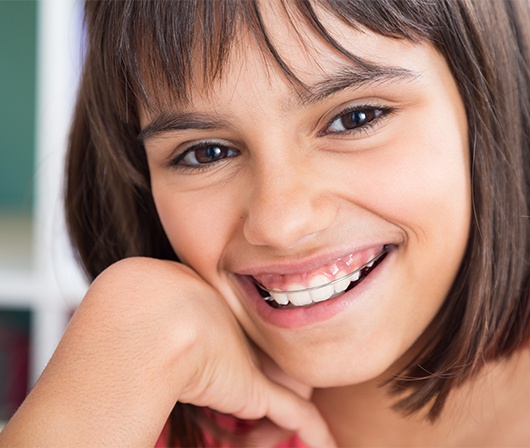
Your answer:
[254,246,391,309]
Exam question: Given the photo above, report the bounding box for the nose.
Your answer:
[242,154,337,250]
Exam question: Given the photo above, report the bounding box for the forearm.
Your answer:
[0,257,335,448]
[0,258,199,447]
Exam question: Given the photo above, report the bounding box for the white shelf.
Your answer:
[0,0,86,390]
[0,212,33,274]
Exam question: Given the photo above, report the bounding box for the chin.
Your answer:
[272,343,407,389]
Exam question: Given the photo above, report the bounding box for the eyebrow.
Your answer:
[138,113,231,143]
[138,64,419,143]
[293,64,419,108]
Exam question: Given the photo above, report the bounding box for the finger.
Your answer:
[262,380,337,448]
[256,350,313,400]
[244,418,295,448]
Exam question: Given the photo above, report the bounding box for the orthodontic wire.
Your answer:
[257,249,388,295]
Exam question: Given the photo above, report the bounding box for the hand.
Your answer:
[178,322,333,448]
[0,257,335,447]
[157,262,335,447]
[235,347,321,447]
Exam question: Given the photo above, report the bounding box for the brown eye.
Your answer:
[172,143,239,169]
[325,107,386,134]
[192,145,227,164]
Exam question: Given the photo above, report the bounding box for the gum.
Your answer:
[255,246,382,292]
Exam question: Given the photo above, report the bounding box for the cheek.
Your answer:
[372,145,469,233]
[338,104,471,248]
[330,109,471,320]
[151,186,237,272]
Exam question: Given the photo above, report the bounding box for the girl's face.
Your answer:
[141,8,471,387]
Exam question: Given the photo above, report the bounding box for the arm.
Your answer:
[0,257,334,447]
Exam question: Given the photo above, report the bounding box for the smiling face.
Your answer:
[140,7,471,387]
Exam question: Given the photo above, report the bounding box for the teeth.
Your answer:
[308,274,335,302]
[309,274,330,289]
[310,283,335,303]
[333,271,349,294]
[287,283,305,292]
[349,270,361,282]
[284,283,311,306]
[270,292,289,305]
[259,249,387,308]
[288,291,313,306]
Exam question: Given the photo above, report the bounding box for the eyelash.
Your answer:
[319,103,394,137]
[166,141,239,172]
[167,104,393,172]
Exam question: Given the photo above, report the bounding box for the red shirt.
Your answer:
[155,417,307,447]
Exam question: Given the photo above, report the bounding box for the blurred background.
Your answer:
[0,0,87,426]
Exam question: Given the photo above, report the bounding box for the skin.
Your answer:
[0,260,334,447]
[2,4,530,447]
[143,12,470,391]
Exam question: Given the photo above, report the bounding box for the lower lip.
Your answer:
[236,249,394,329]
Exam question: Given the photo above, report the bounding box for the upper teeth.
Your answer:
[262,255,380,307]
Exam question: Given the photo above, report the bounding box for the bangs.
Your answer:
[74,0,530,432]
[89,0,441,115]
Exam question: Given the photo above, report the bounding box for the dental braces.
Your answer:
[257,248,389,296]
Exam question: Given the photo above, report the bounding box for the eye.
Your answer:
[170,143,239,169]
[322,106,389,135]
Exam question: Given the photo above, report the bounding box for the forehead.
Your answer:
[138,33,450,146]
[138,3,430,121]
[120,0,453,118]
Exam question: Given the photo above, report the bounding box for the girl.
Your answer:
[1,0,529,446]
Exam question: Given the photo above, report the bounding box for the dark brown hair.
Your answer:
[66,0,530,445]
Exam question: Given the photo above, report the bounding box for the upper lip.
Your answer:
[232,242,396,277]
